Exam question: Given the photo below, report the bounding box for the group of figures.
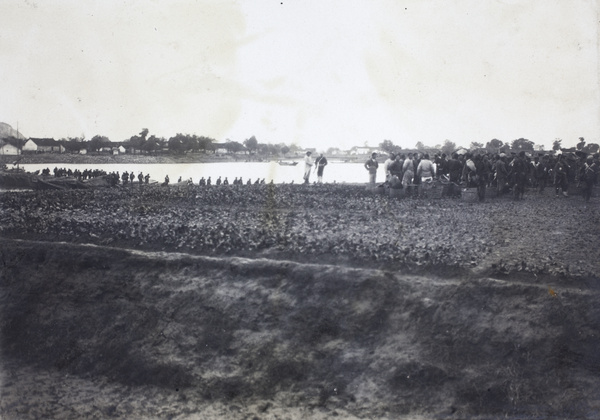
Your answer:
[196,176,268,186]
[41,168,153,187]
[302,152,328,184]
[364,150,600,202]
[120,171,151,185]
[43,167,109,180]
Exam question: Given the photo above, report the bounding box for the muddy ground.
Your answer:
[1,185,599,419]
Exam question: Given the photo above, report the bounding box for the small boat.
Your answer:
[278,161,298,166]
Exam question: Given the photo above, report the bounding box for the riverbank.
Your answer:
[0,153,359,166]
[0,153,264,165]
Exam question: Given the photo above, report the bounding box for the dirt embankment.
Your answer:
[1,239,599,419]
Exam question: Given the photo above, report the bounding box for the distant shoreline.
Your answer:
[0,153,359,166]
[0,153,268,165]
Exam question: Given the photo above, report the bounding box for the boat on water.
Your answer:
[278,161,298,166]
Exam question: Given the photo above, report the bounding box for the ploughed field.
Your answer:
[1,184,599,277]
[1,184,599,419]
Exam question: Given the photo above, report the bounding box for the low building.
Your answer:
[30,138,65,153]
[0,139,21,155]
[22,139,38,153]
[350,146,381,156]
[62,141,87,154]
[212,142,229,154]
[99,142,126,154]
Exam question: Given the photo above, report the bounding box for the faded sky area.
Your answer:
[0,0,598,150]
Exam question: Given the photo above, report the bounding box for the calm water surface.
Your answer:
[20,162,378,184]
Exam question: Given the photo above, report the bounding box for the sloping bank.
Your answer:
[1,239,599,419]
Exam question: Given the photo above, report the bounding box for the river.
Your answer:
[20,161,376,184]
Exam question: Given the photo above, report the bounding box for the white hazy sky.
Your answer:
[1,0,598,150]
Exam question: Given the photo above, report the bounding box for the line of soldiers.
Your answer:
[47,167,108,179]
[119,171,150,185]
[377,150,599,202]
[197,177,267,186]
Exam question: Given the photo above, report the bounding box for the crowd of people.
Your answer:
[195,176,268,186]
[42,167,151,187]
[365,150,600,202]
[43,167,110,180]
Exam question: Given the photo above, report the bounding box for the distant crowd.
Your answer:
[364,150,600,202]
[43,167,273,188]
[43,167,109,179]
[162,175,271,186]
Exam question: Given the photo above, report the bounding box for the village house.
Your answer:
[212,142,229,154]
[30,138,65,153]
[0,138,22,155]
[325,147,347,156]
[62,141,87,154]
[294,147,316,155]
[350,146,381,156]
[99,142,126,154]
[22,139,38,153]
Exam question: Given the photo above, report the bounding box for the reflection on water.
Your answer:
[20,162,375,184]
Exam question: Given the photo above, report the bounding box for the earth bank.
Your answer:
[1,239,599,419]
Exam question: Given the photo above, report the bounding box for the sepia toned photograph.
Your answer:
[1,1,599,418]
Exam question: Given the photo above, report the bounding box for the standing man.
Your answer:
[303,151,314,184]
[579,155,599,202]
[495,154,509,196]
[447,153,462,184]
[511,151,528,200]
[554,154,570,197]
[314,153,328,184]
[402,153,415,188]
[435,153,448,179]
[364,152,379,184]
[389,154,404,182]
[412,153,421,188]
[383,152,396,182]
[417,153,436,183]
[535,155,549,193]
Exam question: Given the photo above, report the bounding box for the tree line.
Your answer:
[63,130,299,156]
[379,137,599,156]
[15,127,600,157]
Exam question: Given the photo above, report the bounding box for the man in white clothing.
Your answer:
[303,151,313,184]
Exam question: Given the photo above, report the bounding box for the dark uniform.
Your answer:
[534,157,549,193]
[579,156,599,202]
[554,156,569,197]
[495,157,508,196]
[511,152,528,200]
[447,154,462,184]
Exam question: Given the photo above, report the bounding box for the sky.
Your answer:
[0,0,598,151]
